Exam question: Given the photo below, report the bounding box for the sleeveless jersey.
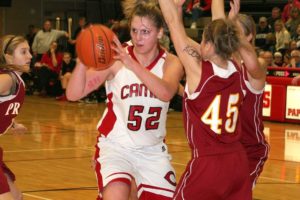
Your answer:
[97,45,169,148]
[0,70,25,135]
[239,63,269,186]
[183,60,245,156]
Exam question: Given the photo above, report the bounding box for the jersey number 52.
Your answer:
[127,105,162,131]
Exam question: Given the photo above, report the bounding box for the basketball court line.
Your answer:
[259,176,298,183]
[4,147,90,153]
[23,193,53,200]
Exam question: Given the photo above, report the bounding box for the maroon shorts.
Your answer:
[173,150,252,200]
[0,147,15,194]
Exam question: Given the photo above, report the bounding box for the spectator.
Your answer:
[283,52,291,67]
[283,40,299,62]
[268,7,281,32]
[255,16,272,50]
[262,51,274,67]
[25,24,38,54]
[264,32,276,52]
[56,52,75,101]
[186,0,212,29]
[32,19,68,62]
[273,51,284,67]
[34,41,63,96]
[274,19,291,55]
[282,0,300,22]
[289,49,300,67]
[68,17,88,57]
[285,7,300,38]
[292,24,300,43]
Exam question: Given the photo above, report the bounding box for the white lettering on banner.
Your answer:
[5,102,20,115]
[286,86,300,120]
[285,129,300,162]
[263,84,272,117]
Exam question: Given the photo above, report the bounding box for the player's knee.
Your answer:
[102,181,130,200]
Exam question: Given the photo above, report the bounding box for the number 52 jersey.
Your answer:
[97,46,169,148]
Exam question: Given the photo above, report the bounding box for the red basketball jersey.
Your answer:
[239,64,269,187]
[183,60,245,156]
[174,60,252,200]
[0,70,25,135]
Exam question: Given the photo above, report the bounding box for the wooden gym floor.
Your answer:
[0,96,299,200]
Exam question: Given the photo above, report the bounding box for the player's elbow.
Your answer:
[66,90,81,101]
[159,90,176,102]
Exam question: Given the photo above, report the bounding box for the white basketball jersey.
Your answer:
[97,45,169,148]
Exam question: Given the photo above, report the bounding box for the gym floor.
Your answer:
[1,96,299,200]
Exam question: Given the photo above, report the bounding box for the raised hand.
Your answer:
[228,0,240,20]
[112,36,139,70]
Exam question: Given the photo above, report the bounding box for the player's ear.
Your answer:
[4,54,13,64]
[157,28,164,39]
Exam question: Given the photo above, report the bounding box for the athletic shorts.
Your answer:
[0,147,15,194]
[94,137,176,199]
[174,150,252,200]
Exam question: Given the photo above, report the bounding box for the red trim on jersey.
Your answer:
[107,172,133,179]
[94,145,103,191]
[107,177,131,186]
[137,183,175,194]
[98,93,116,136]
[127,45,165,71]
[138,184,174,200]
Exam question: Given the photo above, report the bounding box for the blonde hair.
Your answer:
[0,35,28,72]
[203,19,240,60]
[122,0,164,29]
[122,0,156,19]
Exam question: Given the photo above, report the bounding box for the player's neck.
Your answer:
[134,48,159,67]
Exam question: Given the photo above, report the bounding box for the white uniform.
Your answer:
[94,45,176,199]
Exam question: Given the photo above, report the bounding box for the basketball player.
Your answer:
[0,35,32,200]
[158,0,259,199]
[212,0,270,188]
[66,1,184,200]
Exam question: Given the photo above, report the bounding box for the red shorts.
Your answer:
[174,150,252,200]
[0,147,15,194]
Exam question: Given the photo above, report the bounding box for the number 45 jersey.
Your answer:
[183,60,246,156]
[97,46,169,148]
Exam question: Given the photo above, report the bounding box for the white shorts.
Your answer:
[94,137,176,199]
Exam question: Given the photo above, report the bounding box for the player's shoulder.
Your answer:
[165,52,181,64]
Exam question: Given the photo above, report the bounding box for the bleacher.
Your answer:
[184,0,286,42]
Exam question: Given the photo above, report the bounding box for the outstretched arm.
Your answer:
[230,0,266,90]
[158,0,202,93]
[213,0,265,90]
[211,0,226,20]
[66,59,113,101]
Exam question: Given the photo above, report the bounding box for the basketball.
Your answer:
[76,24,115,70]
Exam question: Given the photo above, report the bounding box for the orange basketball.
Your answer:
[76,24,115,70]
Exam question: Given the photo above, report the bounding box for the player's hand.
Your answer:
[11,122,27,134]
[228,0,240,20]
[174,0,185,7]
[112,36,139,71]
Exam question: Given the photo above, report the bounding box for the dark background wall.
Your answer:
[0,0,123,36]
